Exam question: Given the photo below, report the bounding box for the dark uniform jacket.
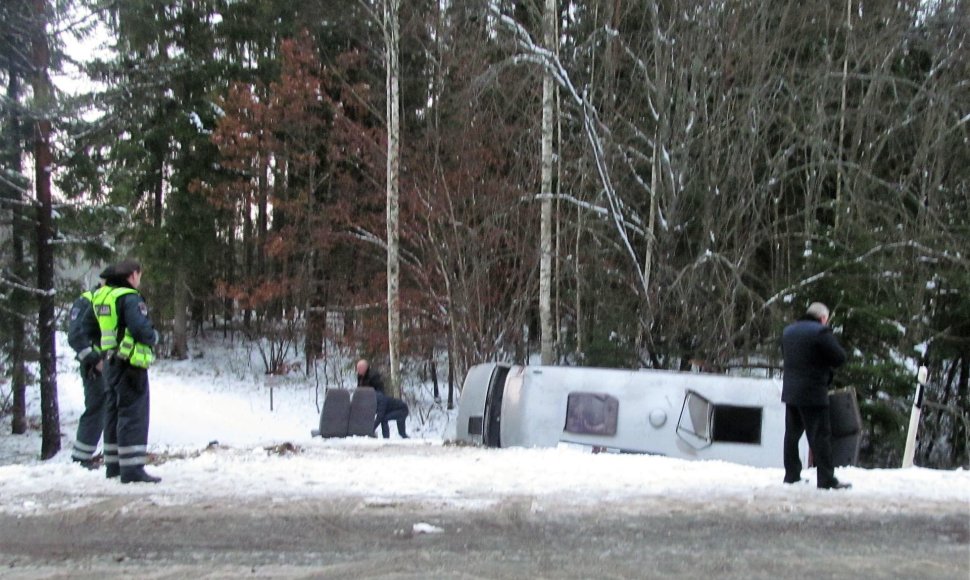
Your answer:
[68,289,101,366]
[113,284,158,353]
[781,316,847,406]
[357,368,386,394]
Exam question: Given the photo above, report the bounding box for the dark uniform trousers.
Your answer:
[375,394,409,438]
[103,357,151,476]
[71,364,106,462]
[784,404,836,487]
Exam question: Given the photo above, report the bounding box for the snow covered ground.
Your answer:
[1,333,968,518]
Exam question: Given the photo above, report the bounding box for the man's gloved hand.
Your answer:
[81,349,101,367]
[80,350,102,381]
[83,361,102,381]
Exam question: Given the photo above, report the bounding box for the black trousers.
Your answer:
[104,358,151,474]
[784,404,836,487]
[375,395,409,438]
[71,364,105,462]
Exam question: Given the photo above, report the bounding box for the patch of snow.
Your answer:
[1,332,967,517]
[413,522,445,534]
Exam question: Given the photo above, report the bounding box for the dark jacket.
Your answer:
[114,284,158,349]
[67,289,101,364]
[357,367,385,394]
[781,316,847,406]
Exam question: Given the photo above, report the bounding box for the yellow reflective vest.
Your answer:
[92,286,154,369]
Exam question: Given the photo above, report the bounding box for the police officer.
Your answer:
[66,267,112,469]
[95,260,160,484]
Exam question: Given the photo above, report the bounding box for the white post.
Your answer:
[901,366,928,468]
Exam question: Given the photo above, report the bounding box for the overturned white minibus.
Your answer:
[455,363,862,469]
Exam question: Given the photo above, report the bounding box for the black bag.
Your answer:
[829,387,862,466]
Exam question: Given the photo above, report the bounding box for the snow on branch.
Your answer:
[349,226,421,269]
[47,235,115,251]
[670,249,754,295]
[764,241,964,310]
[490,4,651,299]
[530,192,647,237]
[351,226,387,250]
[731,240,968,344]
[0,276,56,298]
[0,176,32,199]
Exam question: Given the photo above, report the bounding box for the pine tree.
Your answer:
[0,0,33,436]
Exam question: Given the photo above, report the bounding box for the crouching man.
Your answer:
[356,359,409,439]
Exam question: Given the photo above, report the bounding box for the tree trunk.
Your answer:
[644,127,659,296]
[385,0,402,397]
[950,353,970,465]
[257,159,268,280]
[447,349,454,411]
[834,0,851,231]
[243,195,253,329]
[305,251,325,375]
[152,162,164,229]
[3,73,28,435]
[574,203,583,363]
[171,261,189,360]
[31,0,60,459]
[538,0,557,366]
[225,220,235,338]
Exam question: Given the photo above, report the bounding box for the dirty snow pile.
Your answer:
[0,333,968,517]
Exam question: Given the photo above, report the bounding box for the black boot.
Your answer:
[396,419,408,439]
[380,422,390,439]
[73,458,98,471]
[819,479,851,490]
[105,463,120,479]
[120,466,161,484]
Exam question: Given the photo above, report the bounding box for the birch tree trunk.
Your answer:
[385,0,402,396]
[834,0,851,231]
[539,0,556,365]
[644,128,659,299]
[30,0,60,459]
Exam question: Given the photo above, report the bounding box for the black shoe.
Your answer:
[783,477,802,484]
[120,467,161,484]
[819,480,851,490]
[73,458,98,471]
[105,464,120,479]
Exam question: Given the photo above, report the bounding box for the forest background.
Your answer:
[1,0,967,469]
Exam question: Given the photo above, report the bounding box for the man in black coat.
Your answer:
[781,302,849,489]
[356,359,409,439]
